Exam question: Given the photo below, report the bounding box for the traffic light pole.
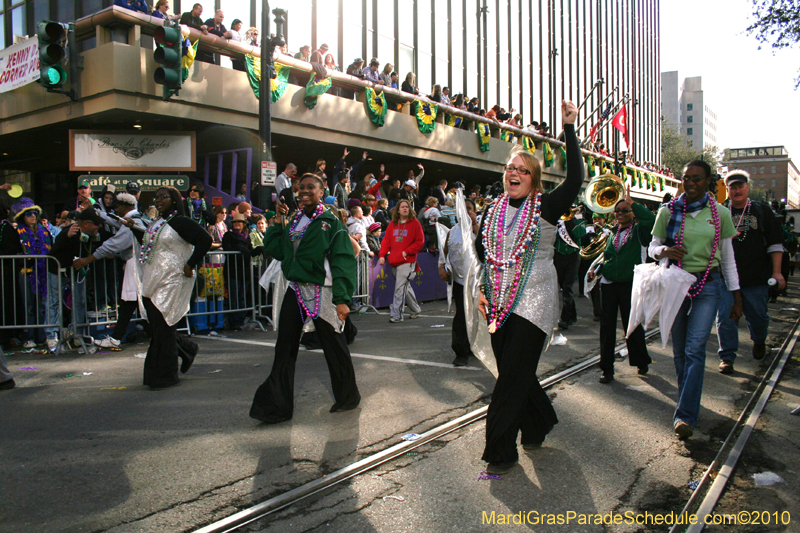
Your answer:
[257,3,286,209]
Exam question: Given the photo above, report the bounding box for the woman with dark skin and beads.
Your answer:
[250,174,360,423]
[475,101,583,475]
[130,187,212,390]
[648,161,742,440]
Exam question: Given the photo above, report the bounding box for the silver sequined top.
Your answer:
[493,205,560,338]
[138,223,196,327]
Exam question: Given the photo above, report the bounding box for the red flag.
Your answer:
[611,106,629,149]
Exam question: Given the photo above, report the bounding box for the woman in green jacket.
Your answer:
[588,185,655,383]
[250,174,361,423]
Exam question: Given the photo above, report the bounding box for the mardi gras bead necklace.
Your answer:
[734,199,751,242]
[292,282,322,322]
[288,203,324,240]
[482,192,542,333]
[670,192,720,298]
[614,224,635,251]
[139,211,177,264]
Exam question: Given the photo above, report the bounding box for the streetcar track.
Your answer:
[194,328,661,533]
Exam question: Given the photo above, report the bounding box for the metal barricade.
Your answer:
[182,250,266,334]
[352,251,378,314]
[0,254,67,353]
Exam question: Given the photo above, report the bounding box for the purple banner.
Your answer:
[369,251,448,308]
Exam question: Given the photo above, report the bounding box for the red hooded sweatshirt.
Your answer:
[379,217,425,267]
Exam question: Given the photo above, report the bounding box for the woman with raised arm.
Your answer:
[250,174,360,423]
[133,186,212,390]
[648,160,741,440]
[475,101,584,475]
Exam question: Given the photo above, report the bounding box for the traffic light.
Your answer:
[154,24,183,99]
[37,22,67,89]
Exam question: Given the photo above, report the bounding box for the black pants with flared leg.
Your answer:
[142,297,180,388]
[251,288,361,422]
[451,282,474,359]
[482,314,558,464]
[554,251,580,323]
[599,281,651,375]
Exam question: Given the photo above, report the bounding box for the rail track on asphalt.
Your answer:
[195,315,800,533]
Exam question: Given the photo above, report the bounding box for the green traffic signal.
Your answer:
[153,25,183,99]
[37,21,67,89]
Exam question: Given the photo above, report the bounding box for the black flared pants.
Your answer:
[251,288,361,422]
[482,314,558,463]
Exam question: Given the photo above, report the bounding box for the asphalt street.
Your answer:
[2,281,799,533]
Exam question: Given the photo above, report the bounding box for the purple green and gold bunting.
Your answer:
[478,123,491,152]
[181,39,198,82]
[622,166,629,184]
[413,100,438,133]
[543,142,554,167]
[659,175,665,191]
[445,113,463,128]
[304,74,333,109]
[364,87,387,127]
[244,57,289,103]
[522,136,536,154]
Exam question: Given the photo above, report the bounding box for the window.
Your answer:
[772,178,776,187]
[687,103,693,110]
[772,165,777,174]
[760,179,765,187]
[687,128,693,135]
[760,166,765,174]
[687,115,693,123]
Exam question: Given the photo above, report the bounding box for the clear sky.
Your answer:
[660,0,800,158]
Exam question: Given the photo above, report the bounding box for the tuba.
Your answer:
[560,206,581,221]
[583,173,626,214]
[580,227,610,260]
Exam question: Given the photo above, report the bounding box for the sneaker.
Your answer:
[719,360,734,374]
[674,420,693,440]
[409,312,419,319]
[78,344,97,355]
[753,344,767,360]
[95,336,122,351]
[389,318,402,323]
[23,340,36,349]
[46,339,58,352]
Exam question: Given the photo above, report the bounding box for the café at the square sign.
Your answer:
[70,130,196,171]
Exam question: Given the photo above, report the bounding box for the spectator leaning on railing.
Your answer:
[179,3,209,34]
[151,0,179,20]
[362,59,381,84]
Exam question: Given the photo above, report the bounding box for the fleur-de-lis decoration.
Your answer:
[415,268,424,286]
[377,268,389,290]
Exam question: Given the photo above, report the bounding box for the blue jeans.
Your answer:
[671,273,722,428]
[45,271,87,340]
[716,284,770,362]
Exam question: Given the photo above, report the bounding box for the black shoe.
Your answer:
[330,395,361,413]
[593,315,601,322]
[719,360,734,374]
[0,378,15,390]
[249,404,292,424]
[522,441,543,451]
[638,365,649,375]
[599,372,614,384]
[558,320,569,330]
[769,297,778,303]
[149,379,181,391]
[753,344,767,360]
[453,356,469,367]
[674,420,693,440]
[486,461,517,475]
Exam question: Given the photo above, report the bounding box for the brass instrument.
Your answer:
[560,206,581,221]
[579,226,610,260]
[583,173,626,214]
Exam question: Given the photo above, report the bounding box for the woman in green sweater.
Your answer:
[588,185,655,383]
[250,174,361,423]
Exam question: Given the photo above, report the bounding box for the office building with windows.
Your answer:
[661,71,718,149]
